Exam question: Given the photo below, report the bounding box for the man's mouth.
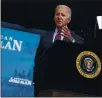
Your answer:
[56,21,62,24]
[57,21,62,23]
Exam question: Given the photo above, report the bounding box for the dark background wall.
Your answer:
[1,0,102,38]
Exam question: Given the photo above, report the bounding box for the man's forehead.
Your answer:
[55,7,70,15]
[56,5,70,12]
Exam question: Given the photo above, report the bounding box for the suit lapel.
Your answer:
[44,31,54,48]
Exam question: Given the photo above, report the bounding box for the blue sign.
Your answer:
[1,27,40,97]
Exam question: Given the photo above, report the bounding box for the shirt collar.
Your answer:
[55,28,58,33]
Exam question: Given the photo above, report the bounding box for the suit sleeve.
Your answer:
[71,31,84,44]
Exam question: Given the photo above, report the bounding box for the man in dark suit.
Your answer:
[34,5,84,96]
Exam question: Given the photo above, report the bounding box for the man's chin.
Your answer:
[56,25,63,28]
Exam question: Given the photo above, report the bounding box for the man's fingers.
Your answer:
[62,27,68,32]
[59,27,72,40]
[61,29,67,35]
[63,26,69,32]
[62,27,70,34]
[60,29,65,33]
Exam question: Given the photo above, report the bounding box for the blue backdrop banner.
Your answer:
[1,27,40,97]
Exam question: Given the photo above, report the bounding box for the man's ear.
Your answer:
[67,17,71,23]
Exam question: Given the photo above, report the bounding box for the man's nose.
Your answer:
[58,14,62,19]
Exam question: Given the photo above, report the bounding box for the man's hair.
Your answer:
[55,5,72,18]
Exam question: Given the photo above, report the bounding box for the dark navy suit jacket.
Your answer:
[35,30,84,62]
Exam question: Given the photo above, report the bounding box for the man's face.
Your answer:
[54,7,71,28]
